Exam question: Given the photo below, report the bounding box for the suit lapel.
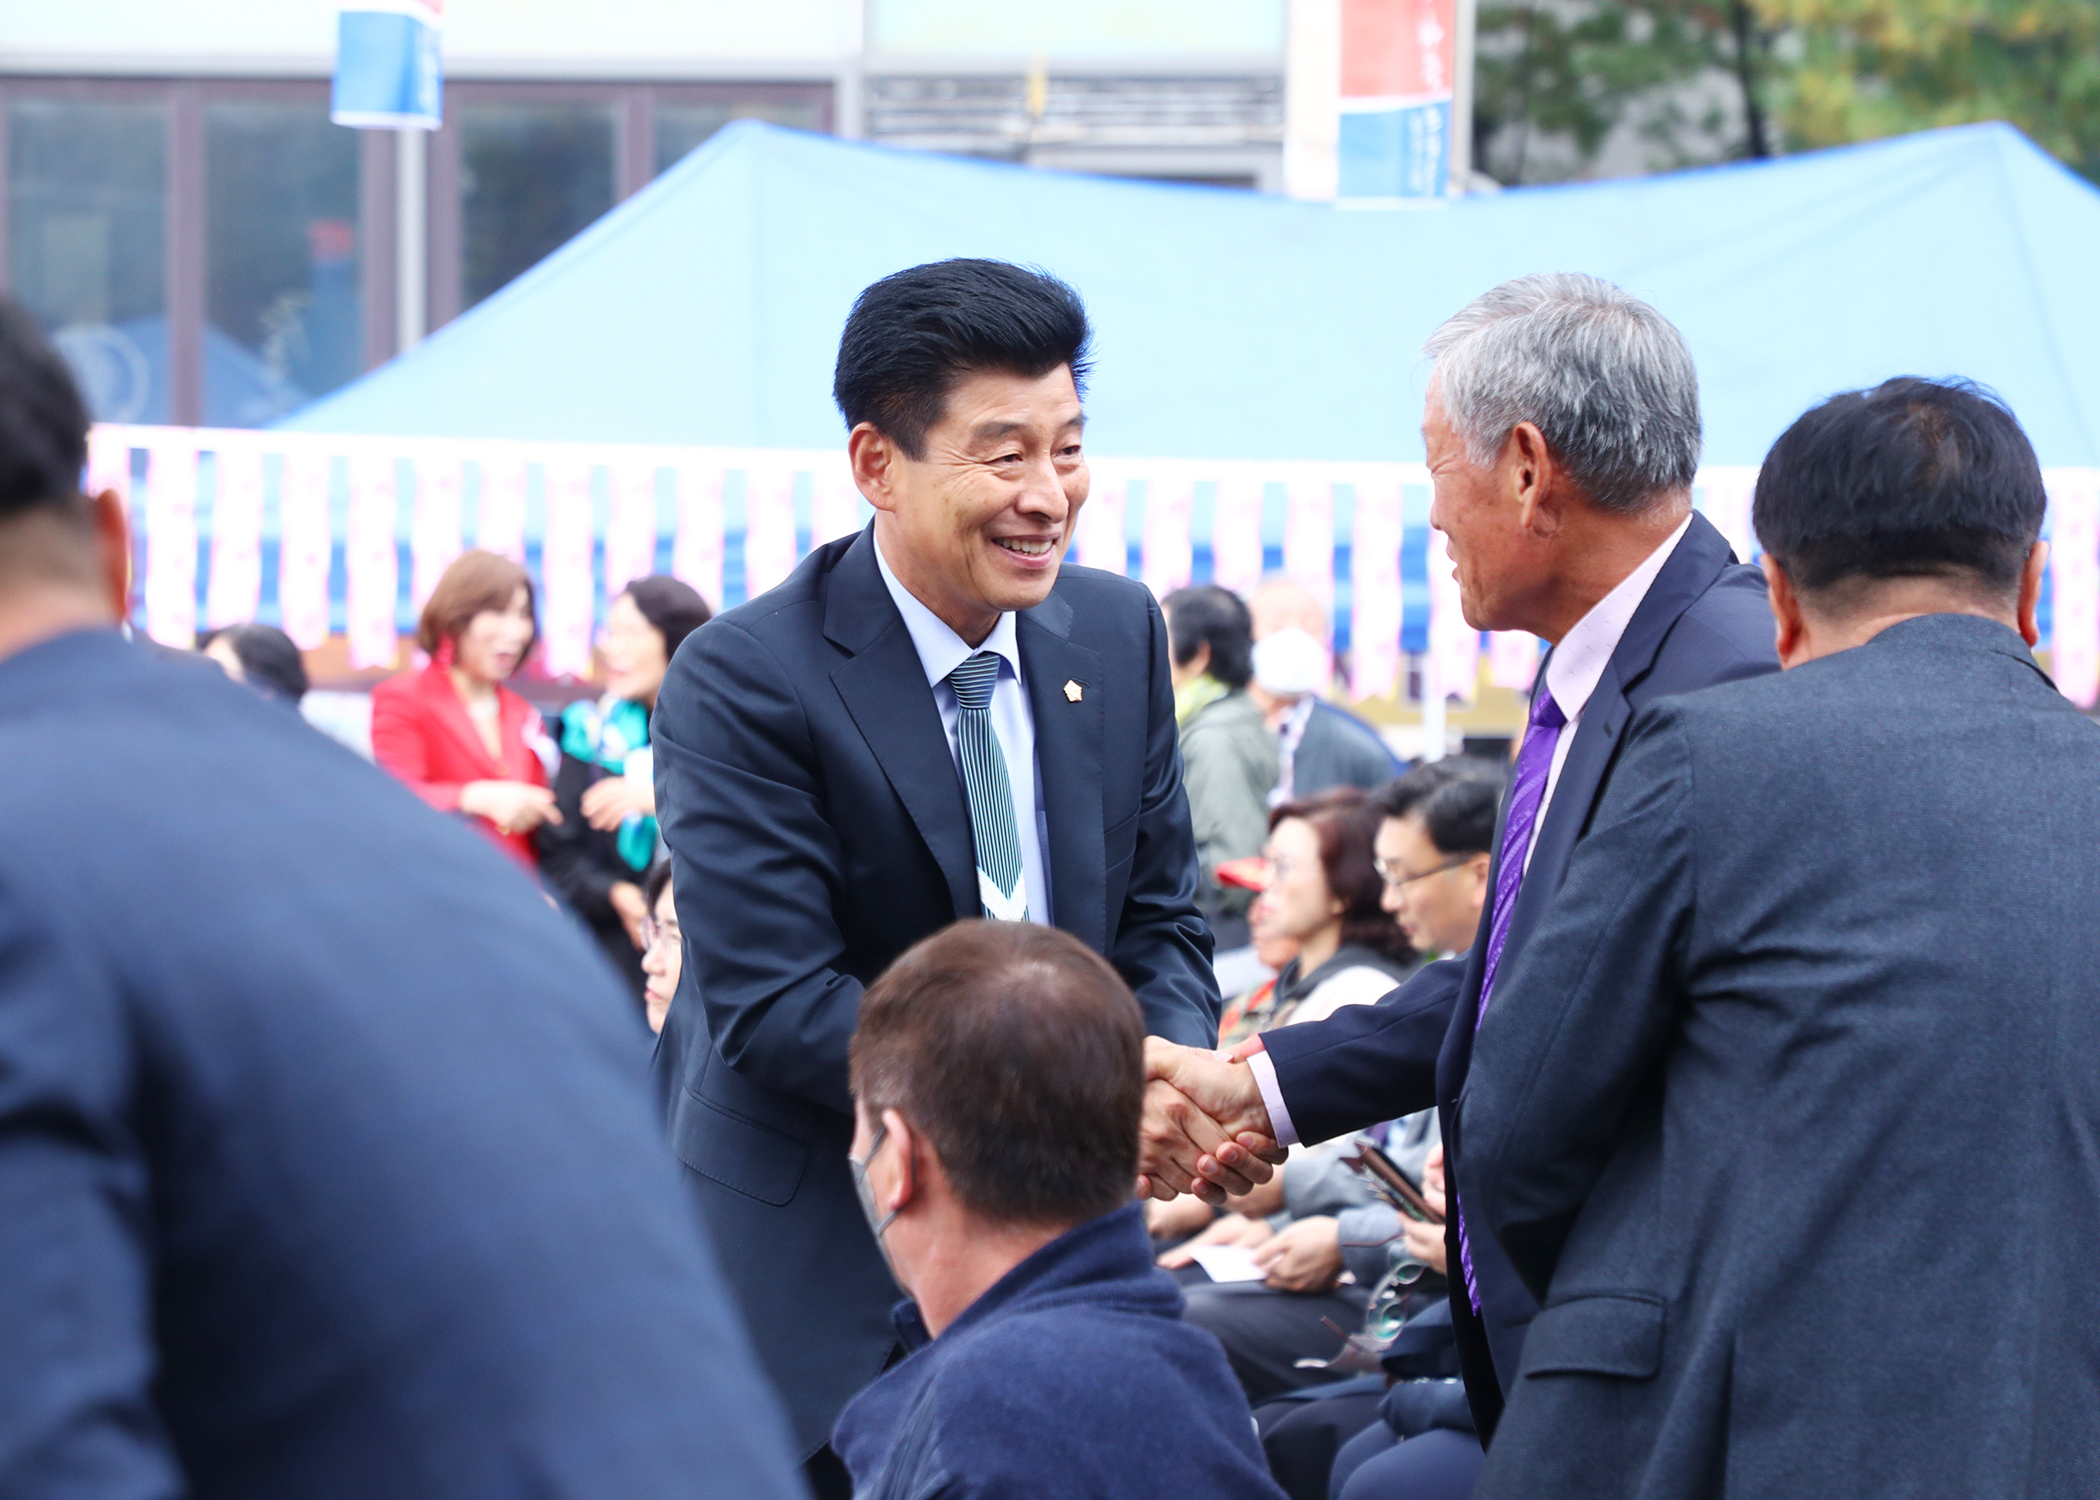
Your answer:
[1018,594,1105,952]
[824,530,978,921]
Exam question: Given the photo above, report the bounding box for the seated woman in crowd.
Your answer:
[371,550,559,871]
[539,576,712,992]
[637,859,681,1037]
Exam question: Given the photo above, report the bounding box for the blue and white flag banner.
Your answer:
[332,0,443,131]
[86,425,2100,709]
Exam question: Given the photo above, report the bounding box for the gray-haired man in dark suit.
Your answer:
[1464,378,2098,1499]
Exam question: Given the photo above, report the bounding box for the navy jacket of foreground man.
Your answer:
[1258,513,1777,1438]
[834,1206,1286,1500]
[1463,613,2100,1500]
[652,526,1220,1454]
[0,631,804,1500]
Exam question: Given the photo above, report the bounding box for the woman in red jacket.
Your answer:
[370,550,561,869]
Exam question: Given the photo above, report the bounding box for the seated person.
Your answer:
[832,921,1287,1500]
[1155,769,1505,1405]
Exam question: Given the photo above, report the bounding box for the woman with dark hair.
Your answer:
[540,575,712,992]
[370,549,559,870]
[200,622,309,705]
[1256,785,1415,1026]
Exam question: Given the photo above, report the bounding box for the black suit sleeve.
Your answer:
[1110,592,1223,1049]
[537,750,620,921]
[0,887,181,1496]
[1260,957,1462,1144]
[1461,707,1695,1302]
[653,619,862,1118]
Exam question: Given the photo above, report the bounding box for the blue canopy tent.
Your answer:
[284,118,2100,469]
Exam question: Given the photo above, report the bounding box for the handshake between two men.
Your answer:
[1136,1037,1288,1204]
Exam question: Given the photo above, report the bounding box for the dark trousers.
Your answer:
[1180,1278,1372,1403]
[1330,1424,1483,1500]
[1254,1379,1386,1500]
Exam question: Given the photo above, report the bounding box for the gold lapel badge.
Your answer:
[1063,679,1084,703]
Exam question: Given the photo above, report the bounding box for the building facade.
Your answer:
[1,0,1286,425]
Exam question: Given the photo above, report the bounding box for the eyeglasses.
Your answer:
[641,916,681,952]
[1372,853,1472,890]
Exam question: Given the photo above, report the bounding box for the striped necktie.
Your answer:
[945,651,1029,922]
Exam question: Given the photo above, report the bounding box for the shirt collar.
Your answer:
[1544,512,1693,723]
[874,532,1023,688]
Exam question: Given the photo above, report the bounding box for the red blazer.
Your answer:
[370,662,550,869]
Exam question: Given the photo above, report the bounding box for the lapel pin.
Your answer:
[1063,679,1084,703]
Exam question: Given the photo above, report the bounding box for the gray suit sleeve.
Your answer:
[0,890,182,1497]
[1461,707,1697,1302]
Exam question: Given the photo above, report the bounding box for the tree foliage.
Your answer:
[1469,0,2100,185]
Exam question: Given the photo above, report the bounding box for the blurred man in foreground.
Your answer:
[1464,379,2100,1499]
[834,921,1285,1500]
[0,299,802,1499]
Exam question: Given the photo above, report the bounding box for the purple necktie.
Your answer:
[1457,684,1565,1312]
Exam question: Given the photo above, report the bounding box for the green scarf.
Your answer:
[559,694,657,872]
[1174,673,1230,728]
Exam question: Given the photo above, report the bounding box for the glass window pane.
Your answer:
[205,101,363,427]
[655,99,825,175]
[458,102,615,310]
[7,98,167,423]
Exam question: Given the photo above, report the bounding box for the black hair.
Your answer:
[0,297,91,523]
[644,857,673,912]
[1162,585,1255,690]
[621,574,713,661]
[200,623,309,703]
[832,259,1093,460]
[1410,762,1506,857]
[1372,758,1468,821]
[1753,377,2047,600]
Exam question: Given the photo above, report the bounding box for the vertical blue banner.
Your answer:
[332,2,444,131]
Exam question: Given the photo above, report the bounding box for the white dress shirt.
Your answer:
[1247,513,1694,1145]
[874,534,1051,926]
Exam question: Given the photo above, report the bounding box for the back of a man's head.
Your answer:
[0,298,94,584]
[1425,272,1701,514]
[1164,584,1257,690]
[850,921,1143,1230]
[832,258,1093,460]
[1754,377,2046,611]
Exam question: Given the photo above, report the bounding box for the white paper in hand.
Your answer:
[1187,1244,1268,1284]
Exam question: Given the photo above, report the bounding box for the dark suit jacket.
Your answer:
[1462,614,2100,1500]
[1258,513,1776,1440]
[651,526,1220,1456]
[0,630,803,1500]
[1293,698,1401,797]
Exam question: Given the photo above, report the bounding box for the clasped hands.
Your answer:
[1136,1037,1286,1205]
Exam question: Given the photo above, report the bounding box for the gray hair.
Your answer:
[1423,273,1702,513]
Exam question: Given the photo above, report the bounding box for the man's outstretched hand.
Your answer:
[1136,1038,1284,1205]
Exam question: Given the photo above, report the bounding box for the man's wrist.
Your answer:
[1244,1047,1300,1148]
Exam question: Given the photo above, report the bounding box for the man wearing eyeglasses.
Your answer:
[1371,760,1504,961]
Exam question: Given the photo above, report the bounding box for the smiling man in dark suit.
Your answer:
[650,259,1225,1495]
[1136,272,1780,1470]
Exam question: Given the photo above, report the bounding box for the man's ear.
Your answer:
[881,1107,919,1213]
[2018,539,2048,648]
[89,488,130,622]
[849,423,901,517]
[1505,422,1562,539]
[1761,554,1807,668]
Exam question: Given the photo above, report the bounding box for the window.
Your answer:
[429,82,832,325]
[205,99,364,425]
[3,76,832,422]
[6,91,168,422]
